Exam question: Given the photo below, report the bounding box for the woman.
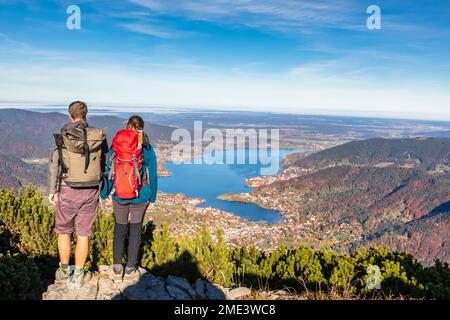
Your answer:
[101,115,158,282]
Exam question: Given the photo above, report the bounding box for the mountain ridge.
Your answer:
[266,138,450,264]
[0,108,175,158]
[287,137,450,173]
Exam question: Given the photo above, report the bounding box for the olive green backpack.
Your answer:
[54,126,106,188]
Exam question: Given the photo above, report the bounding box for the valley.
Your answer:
[0,108,449,265]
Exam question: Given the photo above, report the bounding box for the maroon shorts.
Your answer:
[55,186,99,237]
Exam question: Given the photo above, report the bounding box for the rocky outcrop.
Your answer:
[42,265,253,300]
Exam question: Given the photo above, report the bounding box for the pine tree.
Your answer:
[150,224,177,268]
[210,229,233,287]
[0,185,56,256]
[89,208,114,268]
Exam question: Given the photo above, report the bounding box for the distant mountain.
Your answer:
[257,165,450,233]
[288,137,450,173]
[257,138,450,264]
[0,108,175,158]
[0,108,176,191]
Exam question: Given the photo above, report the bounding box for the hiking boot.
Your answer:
[113,264,123,283]
[67,268,91,290]
[122,266,141,283]
[55,263,71,281]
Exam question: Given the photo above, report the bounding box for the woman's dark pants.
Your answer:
[112,200,149,268]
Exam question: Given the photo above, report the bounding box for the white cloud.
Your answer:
[1,62,450,121]
[119,22,181,39]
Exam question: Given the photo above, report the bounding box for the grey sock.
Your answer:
[61,264,69,270]
[74,268,83,275]
[125,266,136,274]
[113,264,123,274]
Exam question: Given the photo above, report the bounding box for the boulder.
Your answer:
[193,279,228,300]
[166,285,193,300]
[122,273,173,300]
[43,277,99,300]
[166,275,198,299]
[273,289,289,296]
[228,287,252,300]
[193,278,208,299]
[96,278,121,300]
[42,265,252,301]
[205,283,229,300]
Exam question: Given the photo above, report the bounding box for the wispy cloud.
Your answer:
[119,22,182,39]
[127,0,359,33]
[0,32,72,60]
[125,0,450,38]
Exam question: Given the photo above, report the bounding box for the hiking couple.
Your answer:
[48,101,158,289]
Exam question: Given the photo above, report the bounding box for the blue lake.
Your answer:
[159,148,304,223]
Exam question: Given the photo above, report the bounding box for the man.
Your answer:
[48,101,108,289]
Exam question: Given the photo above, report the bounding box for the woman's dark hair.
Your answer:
[127,115,144,131]
[127,115,148,145]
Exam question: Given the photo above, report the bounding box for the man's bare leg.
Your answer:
[74,236,89,269]
[57,234,71,265]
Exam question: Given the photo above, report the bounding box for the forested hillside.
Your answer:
[0,108,175,158]
[289,137,450,172]
[0,108,175,190]
[262,138,450,265]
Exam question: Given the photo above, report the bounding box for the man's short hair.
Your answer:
[68,101,88,119]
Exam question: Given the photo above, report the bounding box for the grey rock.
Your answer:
[193,279,208,299]
[205,283,229,300]
[166,275,198,299]
[194,279,228,300]
[139,273,161,289]
[43,266,249,301]
[228,287,252,300]
[120,284,147,300]
[97,278,121,300]
[122,273,173,300]
[166,285,193,300]
[273,289,289,296]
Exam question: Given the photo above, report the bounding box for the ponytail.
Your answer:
[126,115,147,145]
[136,129,144,145]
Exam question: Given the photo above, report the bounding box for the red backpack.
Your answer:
[110,129,143,199]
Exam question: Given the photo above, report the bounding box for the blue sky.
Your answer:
[0,0,450,119]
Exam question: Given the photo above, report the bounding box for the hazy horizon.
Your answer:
[1,101,450,123]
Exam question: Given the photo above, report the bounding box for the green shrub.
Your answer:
[89,209,114,268]
[0,253,42,300]
[329,257,356,294]
[0,186,56,256]
[146,224,178,270]
[140,224,233,287]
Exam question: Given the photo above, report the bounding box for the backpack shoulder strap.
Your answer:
[133,156,142,186]
[82,127,90,173]
[53,133,68,174]
[108,154,116,180]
